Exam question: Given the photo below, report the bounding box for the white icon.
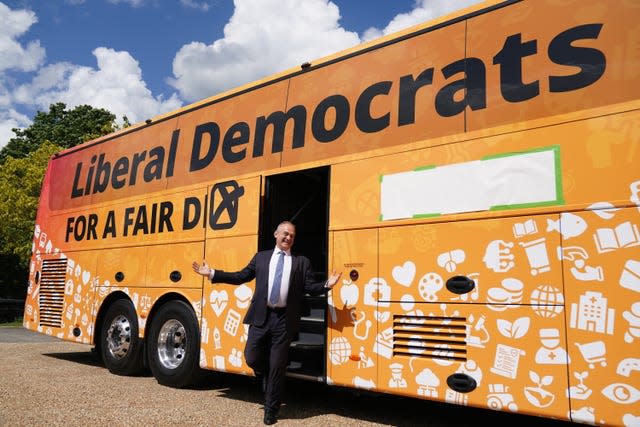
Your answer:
[487,278,523,311]
[74,264,81,277]
[39,231,47,248]
[574,340,607,369]
[139,294,152,311]
[240,324,249,343]
[234,284,252,309]
[623,302,640,343]
[546,213,587,239]
[223,309,241,336]
[392,261,416,286]
[209,289,229,317]
[353,376,375,390]
[363,277,391,307]
[570,407,596,425]
[467,314,490,348]
[445,389,468,406]
[524,370,555,408]
[399,294,415,312]
[34,224,41,238]
[374,310,391,323]
[200,349,206,367]
[339,280,359,306]
[437,249,465,273]
[65,279,74,295]
[45,240,53,254]
[201,318,209,344]
[570,291,615,335]
[388,363,407,388]
[519,238,551,276]
[496,316,530,340]
[602,383,640,405]
[620,260,640,293]
[373,327,393,359]
[630,180,640,212]
[491,344,525,379]
[82,270,90,285]
[417,272,444,302]
[535,328,569,365]
[623,413,640,427]
[587,201,620,219]
[214,355,225,371]
[416,368,439,398]
[487,384,518,412]
[530,284,564,318]
[350,309,372,341]
[457,359,482,387]
[568,371,592,400]
[617,358,640,377]
[513,219,538,238]
[558,246,604,282]
[483,240,515,273]
[228,348,243,367]
[594,221,640,253]
[329,337,351,365]
[213,327,221,349]
[357,346,374,369]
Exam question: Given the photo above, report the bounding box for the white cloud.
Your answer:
[363,0,483,41]
[0,2,45,73]
[169,0,360,102]
[180,0,211,11]
[107,0,145,7]
[15,47,183,124]
[0,108,30,149]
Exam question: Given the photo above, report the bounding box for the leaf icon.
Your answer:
[530,370,540,384]
[511,317,530,339]
[541,375,553,386]
[497,319,512,337]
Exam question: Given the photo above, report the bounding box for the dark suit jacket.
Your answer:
[211,249,326,337]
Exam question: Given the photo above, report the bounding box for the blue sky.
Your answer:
[0,0,482,149]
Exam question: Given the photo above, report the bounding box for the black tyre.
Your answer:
[100,299,145,375]
[147,300,202,388]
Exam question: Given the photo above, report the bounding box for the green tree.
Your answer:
[0,102,117,163]
[0,142,61,298]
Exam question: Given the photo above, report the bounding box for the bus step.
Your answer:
[290,332,324,350]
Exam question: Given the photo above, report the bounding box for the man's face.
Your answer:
[274,223,295,251]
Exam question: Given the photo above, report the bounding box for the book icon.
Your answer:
[593,221,640,254]
[513,219,538,238]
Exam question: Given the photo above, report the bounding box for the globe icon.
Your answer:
[530,284,564,318]
[329,336,351,365]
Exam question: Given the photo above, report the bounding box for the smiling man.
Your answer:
[193,220,341,425]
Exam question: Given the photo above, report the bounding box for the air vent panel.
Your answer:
[38,258,67,327]
[393,315,468,361]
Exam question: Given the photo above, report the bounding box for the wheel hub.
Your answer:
[106,314,131,359]
[157,319,186,369]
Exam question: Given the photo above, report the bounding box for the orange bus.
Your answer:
[24,0,639,424]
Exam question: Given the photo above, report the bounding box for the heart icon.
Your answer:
[392,261,415,287]
[82,270,91,285]
[209,290,229,317]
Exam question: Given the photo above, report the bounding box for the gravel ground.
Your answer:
[0,327,572,427]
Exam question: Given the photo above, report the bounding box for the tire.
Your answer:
[100,299,145,375]
[147,300,202,388]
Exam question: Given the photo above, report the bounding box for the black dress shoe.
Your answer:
[263,410,277,425]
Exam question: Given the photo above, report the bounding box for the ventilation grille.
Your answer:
[393,315,467,361]
[38,258,67,327]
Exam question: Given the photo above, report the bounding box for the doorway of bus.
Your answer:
[259,166,329,381]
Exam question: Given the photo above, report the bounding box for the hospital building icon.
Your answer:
[570,291,614,335]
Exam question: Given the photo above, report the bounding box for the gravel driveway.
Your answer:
[0,327,571,426]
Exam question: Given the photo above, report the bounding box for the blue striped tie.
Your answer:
[269,251,285,306]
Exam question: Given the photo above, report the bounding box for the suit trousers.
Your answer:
[243,307,291,413]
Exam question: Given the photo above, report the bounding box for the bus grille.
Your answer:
[393,315,467,361]
[38,258,67,327]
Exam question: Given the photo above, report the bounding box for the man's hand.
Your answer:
[325,270,342,289]
[192,260,212,277]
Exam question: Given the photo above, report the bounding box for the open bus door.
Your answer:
[259,166,330,381]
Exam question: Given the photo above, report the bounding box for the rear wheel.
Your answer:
[100,299,145,375]
[148,300,201,388]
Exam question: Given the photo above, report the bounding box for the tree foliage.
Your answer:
[0,141,62,267]
[0,102,117,163]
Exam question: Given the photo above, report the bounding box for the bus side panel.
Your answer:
[24,250,98,345]
[563,206,640,426]
[327,229,378,390]
[200,234,258,375]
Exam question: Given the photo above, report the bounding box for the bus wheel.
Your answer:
[100,299,144,375]
[148,300,201,388]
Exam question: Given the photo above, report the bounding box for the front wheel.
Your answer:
[100,299,145,375]
[147,300,202,388]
